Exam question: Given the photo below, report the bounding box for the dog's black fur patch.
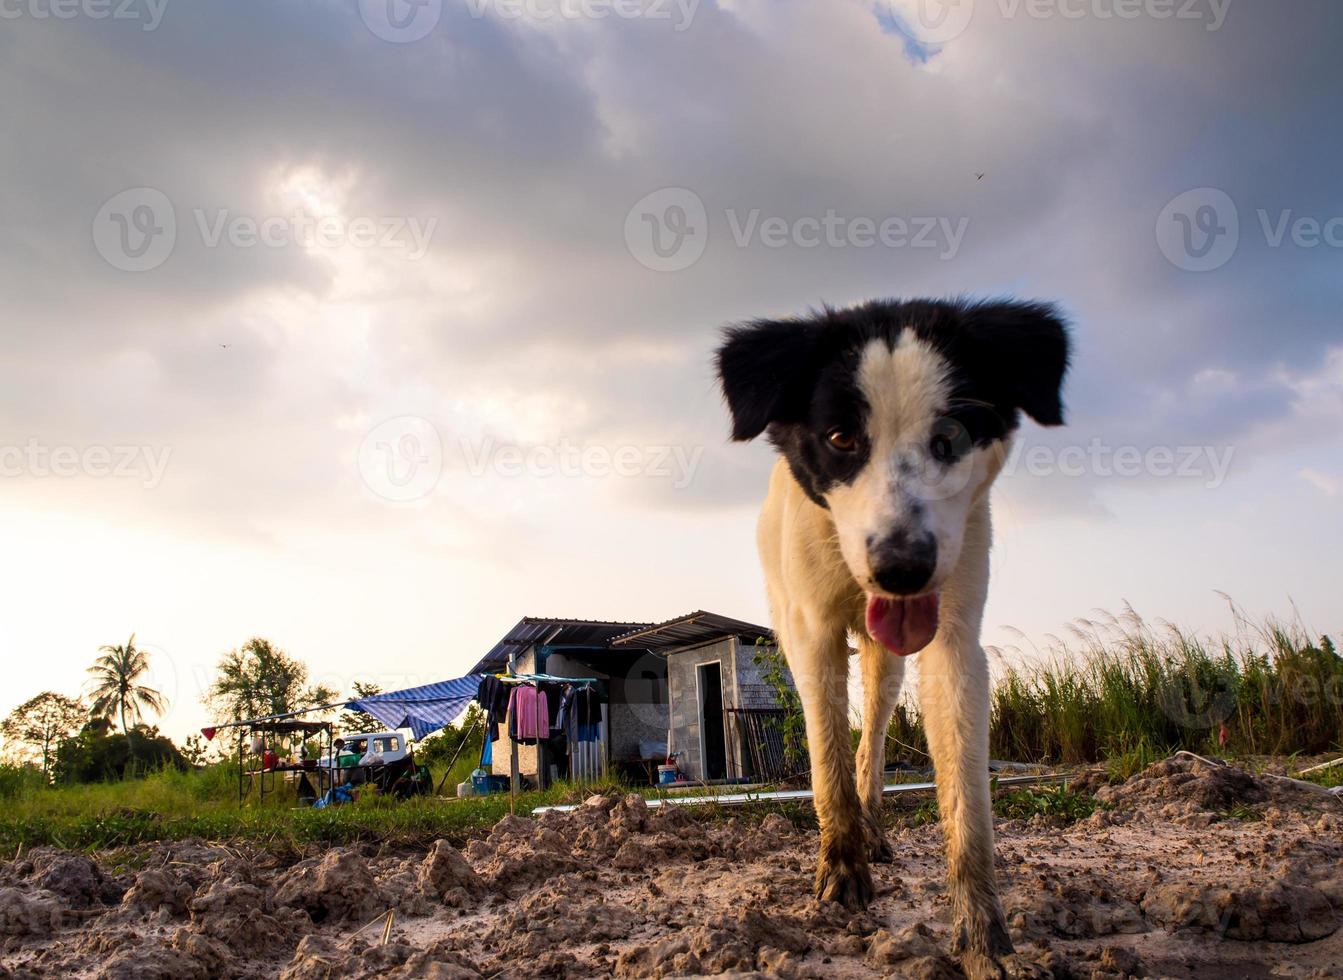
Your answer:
[715,298,1071,506]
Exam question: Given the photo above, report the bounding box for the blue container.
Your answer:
[657,764,677,785]
[471,769,490,796]
[471,770,511,796]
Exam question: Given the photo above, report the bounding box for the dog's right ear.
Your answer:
[715,318,823,442]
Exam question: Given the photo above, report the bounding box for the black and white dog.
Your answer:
[716,298,1069,968]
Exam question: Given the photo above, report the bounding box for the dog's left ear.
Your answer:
[715,317,825,441]
[961,300,1072,426]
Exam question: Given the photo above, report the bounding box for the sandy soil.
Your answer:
[2,757,1341,979]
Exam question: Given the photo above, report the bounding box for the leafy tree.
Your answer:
[204,637,336,722]
[751,639,807,768]
[87,634,168,768]
[1,692,86,780]
[336,681,385,735]
[53,721,186,784]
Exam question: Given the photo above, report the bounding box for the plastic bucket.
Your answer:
[657,764,677,786]
[471,768,490,796]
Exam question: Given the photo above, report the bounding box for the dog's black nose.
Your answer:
[869,533,937,595]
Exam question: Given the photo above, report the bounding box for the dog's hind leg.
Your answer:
[855,635,905,864]
[918,504,1013,971]
[788,618,873,910]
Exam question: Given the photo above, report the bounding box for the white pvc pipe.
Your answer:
[531,772,1065,814]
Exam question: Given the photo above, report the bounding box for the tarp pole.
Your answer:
[435,716,482,796]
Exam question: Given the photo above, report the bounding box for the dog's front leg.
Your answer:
[789,619,872,909]
[921,636,1011,967]
[855,634,905,864]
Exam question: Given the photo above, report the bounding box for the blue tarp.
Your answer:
[345,675,484,740]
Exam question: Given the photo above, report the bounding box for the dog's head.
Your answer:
[716,298,1070,653]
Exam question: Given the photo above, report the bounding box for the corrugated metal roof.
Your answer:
[609,610,774,651]
[470,610,774,672]
[470,616,654,673]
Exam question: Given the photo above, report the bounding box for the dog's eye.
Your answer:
[826,429,858,453]
[929,433,956,463]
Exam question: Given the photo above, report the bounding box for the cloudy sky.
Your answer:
[1,0,1340,743]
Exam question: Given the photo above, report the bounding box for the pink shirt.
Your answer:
[509,685,549,741]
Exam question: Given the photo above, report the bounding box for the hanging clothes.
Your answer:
[476,675,510,743]
[508,684,549,744]
[539,682,564,735]
[561,686,603,743]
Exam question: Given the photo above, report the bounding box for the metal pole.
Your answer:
[435,716,482,795]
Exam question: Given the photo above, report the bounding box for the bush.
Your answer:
[53,725,188,784]
[0,764,46,799]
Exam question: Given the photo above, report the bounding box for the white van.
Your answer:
[320,731,410,768]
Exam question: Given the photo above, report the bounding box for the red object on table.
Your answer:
[262,750,279,771]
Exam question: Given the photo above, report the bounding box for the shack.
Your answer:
[470,610,797,787]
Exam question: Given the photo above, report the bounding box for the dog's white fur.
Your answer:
[757,332,1013,964]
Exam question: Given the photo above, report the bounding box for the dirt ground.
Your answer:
[2,757,1341,979]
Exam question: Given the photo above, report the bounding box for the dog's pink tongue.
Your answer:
[865,593,940,656]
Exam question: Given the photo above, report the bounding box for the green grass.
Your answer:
[1299,764,1343,789]
[892,782,1098,829]
[888,609,1342,768]
[0,762,826,853]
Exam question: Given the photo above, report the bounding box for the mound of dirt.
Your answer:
[30,852,123,909]
[0,889,61,939]
[1092,756,1335,824]
[120,869,194,918]
[273,849,385,925]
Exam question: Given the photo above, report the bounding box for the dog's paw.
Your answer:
[865,827,894,864]
[952,907,1014,978]
[814,855,875,911]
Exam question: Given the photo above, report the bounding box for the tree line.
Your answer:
[1,634,383,784]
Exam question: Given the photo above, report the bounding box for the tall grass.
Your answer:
[889,607,1342,768]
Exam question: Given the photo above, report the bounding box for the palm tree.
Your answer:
[87,633,167,768]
